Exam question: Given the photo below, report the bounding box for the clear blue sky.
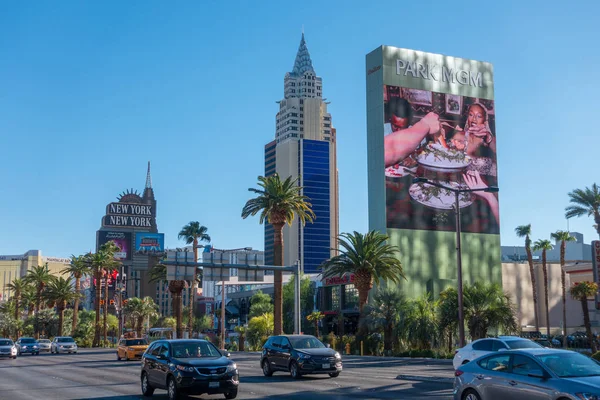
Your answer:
[1,1,599,258]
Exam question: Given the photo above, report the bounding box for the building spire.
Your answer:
[145,161,152,189]
[291,32,314,76]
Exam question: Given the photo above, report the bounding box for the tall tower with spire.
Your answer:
[264,33,339,273]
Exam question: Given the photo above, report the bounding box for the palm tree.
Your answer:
[123,296,158,337]
[149,262,186,338]
[100,241,121,345]
[21,285,37,318]
[360,287,405,352]
[24,264,52,338]
[321,231,405,318]
[242,174,315,335]
[45,276,77,336]
[61,254,91,334]
[515,224,540,332]
[463,282,518,340]
[5,278,26,322]
[178,221,211,337]
[570,281,598,352]
[534,239,554,338]
[400,295,438,350]
[438,287,459,352]
[551,230,576,348]
[306,311,325,338]
[565,183,600,238]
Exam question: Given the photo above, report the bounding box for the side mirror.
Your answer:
[221,350,231,358]
[527,370,545,379]
[326,344,331,348]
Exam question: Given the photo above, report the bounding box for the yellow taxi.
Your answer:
[116,338,149,361]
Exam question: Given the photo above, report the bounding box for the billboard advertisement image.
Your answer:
[384,86,499,234]
[366,46,500,300]
[98,231,132,261]
[134,233,165,255]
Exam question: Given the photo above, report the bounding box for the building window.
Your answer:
[343,284,359,311]
[326,286,340,310]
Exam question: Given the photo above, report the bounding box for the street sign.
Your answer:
[238,269,265,282]
[203,267,230,282]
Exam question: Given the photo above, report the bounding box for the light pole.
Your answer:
[413,177,499,348]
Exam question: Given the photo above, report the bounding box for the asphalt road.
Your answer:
[0,349,454,400]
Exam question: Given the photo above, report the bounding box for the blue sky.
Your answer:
[1,1,598,258]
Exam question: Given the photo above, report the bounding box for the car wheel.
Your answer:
[117,352,121,361]
[462,360,470,365]
[167,376,179,400]
[224,389,238,399]
[262,359,273,377]
[125,353,129,361]
[329,372,340,378]
[462,389,482,400]
[289,361,302,379]
[141,372,154,396]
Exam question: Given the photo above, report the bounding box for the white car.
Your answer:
[0,338,18,359]
[38,339,52,352]
[51,336,78,354]
[452,336,542,369]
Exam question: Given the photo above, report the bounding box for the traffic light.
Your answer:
[109,300,115,306]
[99,300,105,306]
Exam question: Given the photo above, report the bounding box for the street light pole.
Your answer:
[413,177,498,348]
[294,260,301,334]
[454,191,465,348]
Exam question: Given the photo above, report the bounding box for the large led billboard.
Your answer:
[366,46,501,299]
[134,232,165,256]
[97,231,132,261]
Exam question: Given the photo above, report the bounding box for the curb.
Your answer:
[396,374,454,384]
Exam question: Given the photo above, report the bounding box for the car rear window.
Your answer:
[126,339,148,346]
[506,340,542,349]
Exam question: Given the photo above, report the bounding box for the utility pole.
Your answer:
[294,260,301,334]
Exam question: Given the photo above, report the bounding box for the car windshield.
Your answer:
[506,340,543,349]
[0,340,13,346]
[20,339,36,344]
[538,352,600,378]
[125,339,148,346]
[172,342,221,358]
[57,337,74,343]
[289,336,326,349]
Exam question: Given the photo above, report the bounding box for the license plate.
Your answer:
[209,382,219,388]
[322,363,330,369]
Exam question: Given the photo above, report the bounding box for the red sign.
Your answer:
[324,274,355,286]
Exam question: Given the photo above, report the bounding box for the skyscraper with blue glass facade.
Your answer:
[264,34,339,273]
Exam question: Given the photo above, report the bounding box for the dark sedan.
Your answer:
[261,335,342,379]
[15,337,39,355]
[140,339,238,400]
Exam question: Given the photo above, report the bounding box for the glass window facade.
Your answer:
[302,140,330,273]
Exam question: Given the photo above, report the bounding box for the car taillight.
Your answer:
[455,369,464,377]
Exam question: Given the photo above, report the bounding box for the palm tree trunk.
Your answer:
[314,320,319,338]
[561,242,568,348]
[35,285,42,339]
[189,239,198,338]
[93,271,102,347]
[581,297,597,352]
[526,244,540,332]
[384,323,392,351]
[273,222,284,335]
[14,294,20,321]
[103,274,109,346]
[72,277,80,334]
[175,292,183,339]
[58,304,65,337]
[542,251,550,338]
[136,317,143,337]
